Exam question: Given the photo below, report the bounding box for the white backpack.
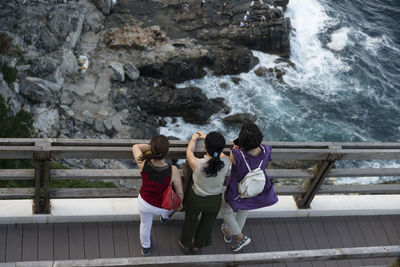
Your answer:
[237,146,266,199]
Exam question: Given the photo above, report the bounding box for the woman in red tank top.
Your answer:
[132,135,183,256]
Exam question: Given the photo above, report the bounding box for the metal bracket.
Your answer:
[327,153,342,161]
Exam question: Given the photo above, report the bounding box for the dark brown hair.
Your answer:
[238,123,263,151]
[204,131,226,177]
[139,135,169,162]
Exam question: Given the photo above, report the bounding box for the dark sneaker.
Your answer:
[160,215,169,223]
[141,247,151,256]
[231,236,251,252]
[220,223,232,243]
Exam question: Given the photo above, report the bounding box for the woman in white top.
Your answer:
[178,131,230,254]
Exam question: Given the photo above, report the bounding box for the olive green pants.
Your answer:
[179,187,222,249]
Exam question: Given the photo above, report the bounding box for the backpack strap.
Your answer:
[239,145,266,171]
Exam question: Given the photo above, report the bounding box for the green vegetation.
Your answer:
[1,63,18,84]
[0,33,11,54]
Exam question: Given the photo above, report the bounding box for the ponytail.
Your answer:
[139,135,169,162]
[203,132,226,177]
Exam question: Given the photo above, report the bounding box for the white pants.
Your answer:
[220,195,249,235]
[137,194,170,248]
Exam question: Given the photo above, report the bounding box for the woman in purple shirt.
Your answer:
[220,123,278,251]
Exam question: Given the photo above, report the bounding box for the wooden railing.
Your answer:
[1,138,400,214]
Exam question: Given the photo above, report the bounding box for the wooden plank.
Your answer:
[0,225,6,262]
[379,216,400,245]
[285,218,313,267]
[113,222,130,258]
[332,217,363,267]
[389,215,400,238]
[0,146,36,159]
[339,149,400,160]
[22,224,38,261]
[153,222,173,256]
[259,219,286,267]
[328,168,400,177]
[53,223,69,260]
[211,220,230,254]
[267,169,314,179]
[272,218,300,267]
[83,222,100,259]
[0,169,34,180]
[318,184,400,194]
[344,216,375,266]
[6,224,22,262]
[8,246,400,266]
[126,221,141,257]
[296,218,325,267]
[69,223,84,260]
[241,223,255,255]
[368,217,396,266]
[38,223,53,261]
[167,220,186,256]
[247,220,268,253]
[50,188,139,198]
[98,222,115,258]
[0,188,34,199]
[150,221,159,256]
[320,218,351,267]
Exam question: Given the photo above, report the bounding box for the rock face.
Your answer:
[138,85,222,124]
[223,113,257,124]
[105,25,168,50]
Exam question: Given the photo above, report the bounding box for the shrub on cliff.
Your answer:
[0,33,11,54]
[1,63,18,84]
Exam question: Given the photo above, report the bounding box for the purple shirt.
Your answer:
[225,144,278,212]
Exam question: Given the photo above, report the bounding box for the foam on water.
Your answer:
[327,27,350,51]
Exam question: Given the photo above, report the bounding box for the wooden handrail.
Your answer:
[5,246,400,266]
[1,139,400,213]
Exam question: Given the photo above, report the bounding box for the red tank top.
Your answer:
[139,161,172,208]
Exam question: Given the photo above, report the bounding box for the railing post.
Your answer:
[295,145,342,209]
[33,142,51,214]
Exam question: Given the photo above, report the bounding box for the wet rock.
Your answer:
[209,46,259,75]
[223,113,257,124]
[124,62,140,81]
[231,77,241,84]
[220,82,228,89]
[212,98,231,114]
[138,86,222,124]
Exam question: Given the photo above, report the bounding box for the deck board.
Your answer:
[22,224,37,261]
[6,224,22,262]
[68,223,84,259]
[113,222,130,258]
[83,222,100,259]
[53,223,69,260]
[0,215,399,265]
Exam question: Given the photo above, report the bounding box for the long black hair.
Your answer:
[204,131,226,177]
[139,135,169,162]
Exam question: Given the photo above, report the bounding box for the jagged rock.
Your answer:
[103,119,116,136]
[16,65,31,72]
[220,82,228,89]
[60,105,75,118]
[223,113,257,124]
[124,62,140,81]
[209,46,259,75]
[102,0,113,15]
[212,98,231,114]
[105,25,168,50]
[138,86,222,124]
[0,74,21,114]
[20,77,61,104]
[254,66,268,77]
[33,107,60,137]
[60,89,74,105]
[109,62,125,82]
[94,119,105,133]
[231,77,241,84]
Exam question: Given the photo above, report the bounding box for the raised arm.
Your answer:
[186,131,206,172]
[132,144,151,172]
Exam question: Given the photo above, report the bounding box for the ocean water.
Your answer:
[160,0,400,184]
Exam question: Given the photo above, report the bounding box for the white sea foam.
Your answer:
[327,27,350,51]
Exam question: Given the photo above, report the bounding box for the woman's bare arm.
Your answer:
[132,144,151,172]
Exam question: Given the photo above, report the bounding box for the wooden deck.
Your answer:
[0,215,399,266]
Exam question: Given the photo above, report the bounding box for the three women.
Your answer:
[132,123,277,255]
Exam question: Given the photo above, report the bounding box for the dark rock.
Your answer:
[138,86,222,124]
[223,113,257,124]
[231,77,241,84]
[209,46,259,75]
[20,77,61,104]
[254,66,268,77]
[274,57,296,69]
[211,98,231,114]
[220,82,228,89]
[102,0,113,15]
